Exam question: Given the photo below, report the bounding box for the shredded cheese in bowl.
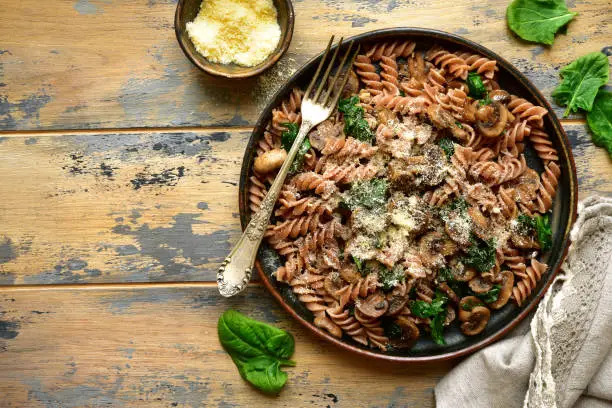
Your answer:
[186,0,282,67]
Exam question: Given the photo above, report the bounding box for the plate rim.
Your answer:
[238,27,578,362]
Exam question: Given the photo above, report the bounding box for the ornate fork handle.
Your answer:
[217,120,314,297]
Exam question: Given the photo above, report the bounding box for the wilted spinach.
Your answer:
[535,213,553,252]
[344,178,388,210]
[338,96,373,142]
[463,235,497,273]
[410,291,448,345]
[438,138,455,160]
[280,122,311,174]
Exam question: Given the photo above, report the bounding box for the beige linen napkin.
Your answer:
[435,196,612,408]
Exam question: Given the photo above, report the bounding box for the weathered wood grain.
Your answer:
[0,125,609,285]
[0,285,452,407]
[0,0,609,130]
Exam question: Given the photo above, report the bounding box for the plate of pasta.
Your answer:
[239,28,577,361]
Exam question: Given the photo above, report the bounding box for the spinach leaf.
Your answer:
[506,0,576,45]
[280,122,311,174]
[410,291,448,318]
[587,90,612,158]
[467,72,487,99]
[344,178,388,210]
[461,298,485,311]
[438,267,454,282]
[448,197,469,212]
[430,312,447,345]
[535,213,553,252]
[463,235,497,273]
[352,255,368,277]
[338,96,374,142]
[378,265,406,292]
[517,213,537,234]
[382,320,403,339]
[476,284,502,304]
[280,122,300,151]
[552,52,609,117]
[438,138,455,160]
[218,310,296,394]
[410,291,448,345]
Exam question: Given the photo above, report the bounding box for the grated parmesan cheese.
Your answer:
[186,0,281,67]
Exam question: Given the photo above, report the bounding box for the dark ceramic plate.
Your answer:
[238,28,578,362]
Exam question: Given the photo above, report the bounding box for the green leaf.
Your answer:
[280,122,311,174]
[378,264,406,292]
[338,96,374,142]
[517,213,537,234]
[218,310,295,394]
[476,284,502,304]
[467,72,487,99]
[586,90,612,158]
[410,291,448,345]
[552,52,609,116]
[507,0,577,45]
[344,178,388,210]
[463,235,497,273]
[430,312,446,345]
[461,299,485,311]
[280,122,299,151]
[438,138,455,160]
[438,267,454,282]
[535,213,553,252]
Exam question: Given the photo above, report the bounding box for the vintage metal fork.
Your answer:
[217,36,360,297]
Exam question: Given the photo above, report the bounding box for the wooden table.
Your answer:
[0,1,610,406]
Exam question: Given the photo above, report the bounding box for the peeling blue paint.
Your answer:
[197,202,209,210]
[26,377,125,407]
[73,0,101,15]
[24,137,38,145]
[0,320,20,339]
[119,347,135,359]
[115,245,139,256]
[0,236,17,263]
[23,258,103,284]
[453,28,470,35]
[0,90,52,129]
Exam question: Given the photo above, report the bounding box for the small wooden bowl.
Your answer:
[174,0,294,79]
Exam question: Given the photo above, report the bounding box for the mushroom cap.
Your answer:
[444,305,456,326]
[386,285,410,316]
[489,271,515,309]
[427,103,455,129]
[389,316,420,349]
[460,305,491,336]
[339,265,361,284]
[489,89,510,104]
[469,275,494,294]
[356,292,389,319]
[309,119,344,151]
[451,265,477,282]
[438,282,459,304]
[458,296,485,321]
[253,148,287,174]
[476,101,508,138]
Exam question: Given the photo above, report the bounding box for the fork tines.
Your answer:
[304,36,360,109]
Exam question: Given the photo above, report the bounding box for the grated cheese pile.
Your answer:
[186,0,281,67]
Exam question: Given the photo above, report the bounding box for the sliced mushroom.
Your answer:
[451,264,477,282]
[309,119,344,151]
[324,273,343,296]
[389,316,420,349]
[489,271,514,309]
[339,265,361,284]
[386,287,410,316]
[427,104,455,129]
[253,148,287,173]
[376,107,398,125]
[469,276,494,294]
[476,101,508,138]
[438,282,459,304]
[356,292,389,319]
[419,232,447,267]
[458,296,485,321]
[343,70,360,97]
[444,305,456,326]
[460,305,491,336]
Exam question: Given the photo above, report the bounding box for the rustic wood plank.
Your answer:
[0,124,609,285]
[0,285,452,407]
[0,0,609,130]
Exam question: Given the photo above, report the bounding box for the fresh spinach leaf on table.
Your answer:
[552,52,609,117]
[218,310,296,394]
[506,0,576,45]
[587,90,612,158]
